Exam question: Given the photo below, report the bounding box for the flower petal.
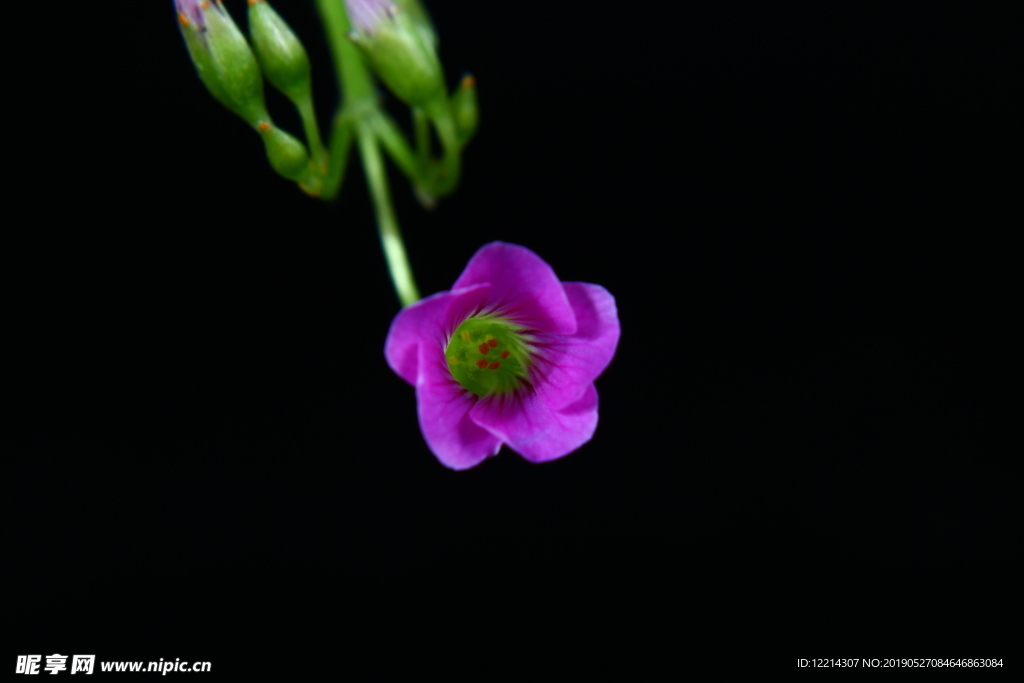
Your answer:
[416,343,502,470]
[452,242,577,335]
[384,283,492,386]
[469,383,599,463]
[530,282,621,410]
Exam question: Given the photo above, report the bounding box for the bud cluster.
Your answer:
[174,0,315,183]
[173,0,477,201]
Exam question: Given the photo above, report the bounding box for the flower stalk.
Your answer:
[357,119,420,306]
[315,0,419,306]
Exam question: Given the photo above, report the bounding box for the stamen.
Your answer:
[487,338,498,348]
[488,362,501,370]
[501,350,510,359]
[478,343,490,355]
[178,12,190,27]
[476,359,488,369]
[448,356,460,365]
[461,330,471,342]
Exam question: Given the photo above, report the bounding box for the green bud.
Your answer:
[259,123,309,180]
[394,0,438,49]
[175,1,268,126]
[247,1,312,104]
[346,1,445,109]
[450,74,478,145]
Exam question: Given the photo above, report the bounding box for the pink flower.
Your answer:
[385,242,620,470]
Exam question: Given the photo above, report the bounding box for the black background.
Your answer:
[6,0,1018,672]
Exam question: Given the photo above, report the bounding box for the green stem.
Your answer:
[317,0,420,305]
[320,113,354,200]
[358,122,420,307]
[369,111,418,182]
[414,107,430,172]
[295,97,326,171]
[428,102,462,196]
[315,0,374,106]
[410,107,438,207]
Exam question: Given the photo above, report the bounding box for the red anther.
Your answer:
[478,343,490,355]
[487,338,498,348]
[489,362,500,370]
[500,350,510,359]
[476,359,488,369]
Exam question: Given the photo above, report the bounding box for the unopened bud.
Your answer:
[258,122,310,180]
[394,0,437,48]
[450,74,478,145]
[174,0,268,126]
[246,1,312,104]
[344,0,445,108]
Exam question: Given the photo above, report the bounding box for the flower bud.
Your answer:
[450,74,478,145]
[394,0,437,49]
[344,0,445,108]
[258,122,309,180]
[246,0,312,104]
[174,0,268,126]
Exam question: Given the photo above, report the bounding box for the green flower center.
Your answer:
[445,316,531,397]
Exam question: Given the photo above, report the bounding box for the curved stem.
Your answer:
[320,113,354,200]
[414,107,430,172]
[296,97,327,171]
[370,111,418,181]
[429,103,462,196]
[357,123,420,307]
[317,0,420,305]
